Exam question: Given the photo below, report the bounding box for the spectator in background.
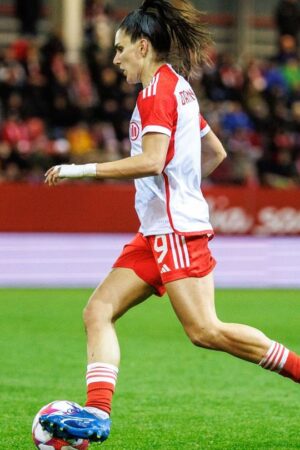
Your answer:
[275,0,300,47]
[69,63,98,122]
[276,34,299,63]
[280,57,300,92]
[23,43,49,119]
[40,31,65,72]
[14,0,42,36]
[257,147,299,187]
[47,53,80,128]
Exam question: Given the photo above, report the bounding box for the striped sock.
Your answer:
[85,362,119,414]
[259,341,300,382]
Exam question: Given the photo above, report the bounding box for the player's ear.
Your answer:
[140,38,149,57]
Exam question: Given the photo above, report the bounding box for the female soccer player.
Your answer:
[41,0,300,444]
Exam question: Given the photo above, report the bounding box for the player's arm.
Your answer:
[45,133,170,185]
[96,133,169,178]
[201,129,227,177]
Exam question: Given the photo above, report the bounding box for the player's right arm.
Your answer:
[44,132,170,185]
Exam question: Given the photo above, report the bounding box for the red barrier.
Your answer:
[1,183,300,234]
[0,182,138,232]
[205,187,300,235]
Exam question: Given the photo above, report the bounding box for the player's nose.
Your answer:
[113,53,120,66]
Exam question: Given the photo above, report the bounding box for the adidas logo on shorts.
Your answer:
[161,264,171,273]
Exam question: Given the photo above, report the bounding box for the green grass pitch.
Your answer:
[1,288,300,449]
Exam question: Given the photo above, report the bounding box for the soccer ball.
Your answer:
[32,401,89,450]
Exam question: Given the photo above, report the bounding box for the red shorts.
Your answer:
[113,232,216,297]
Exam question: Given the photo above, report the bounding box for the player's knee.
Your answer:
[83,304,96,329]
[188,322,222,350]
[83,299,112,329]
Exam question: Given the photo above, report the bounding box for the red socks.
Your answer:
[259,341,300,382]
[85,343,300,416]
[85,363,119,414]
[279,351,300,382]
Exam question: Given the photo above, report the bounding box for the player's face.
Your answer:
[113,29,144,84]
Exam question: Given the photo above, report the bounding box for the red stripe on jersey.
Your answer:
[164,170,215,237]
[163,172,176,231]
[163,97,178,169]
[159,73,178,232]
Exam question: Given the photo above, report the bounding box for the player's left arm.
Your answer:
[45,133,170,185]
[201,129,227,178]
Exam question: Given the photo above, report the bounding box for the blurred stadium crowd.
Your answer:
[0,0,299,187]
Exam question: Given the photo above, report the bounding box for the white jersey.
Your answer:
[130,64,213,237]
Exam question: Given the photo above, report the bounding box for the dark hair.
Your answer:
[118,0,212,78]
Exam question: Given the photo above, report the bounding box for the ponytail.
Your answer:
[118,0,212,79]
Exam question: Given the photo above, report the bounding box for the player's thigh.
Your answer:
[85,267,154,321]
[165,272,218,331]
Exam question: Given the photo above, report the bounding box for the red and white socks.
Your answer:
[85,362,119,416]
[84,344,300,418]
[259,341,300,382]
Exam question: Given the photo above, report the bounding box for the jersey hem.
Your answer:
[172,229,214,239]
[140,229,214,238]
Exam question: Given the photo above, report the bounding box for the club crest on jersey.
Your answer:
[130,121,140,141]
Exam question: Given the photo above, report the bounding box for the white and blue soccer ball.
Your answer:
[32,400,89,450]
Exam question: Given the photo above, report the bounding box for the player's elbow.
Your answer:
[145,156,165,175]
[213,144,227,165]
[219,146,227,162]
[152,163,164,175]
[202,131,227,163]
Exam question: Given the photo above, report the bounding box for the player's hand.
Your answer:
[45,165,62,186]
[45,163,97,185]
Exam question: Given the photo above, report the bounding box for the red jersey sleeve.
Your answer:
[199,114,210,137]
[137,72,178,137]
